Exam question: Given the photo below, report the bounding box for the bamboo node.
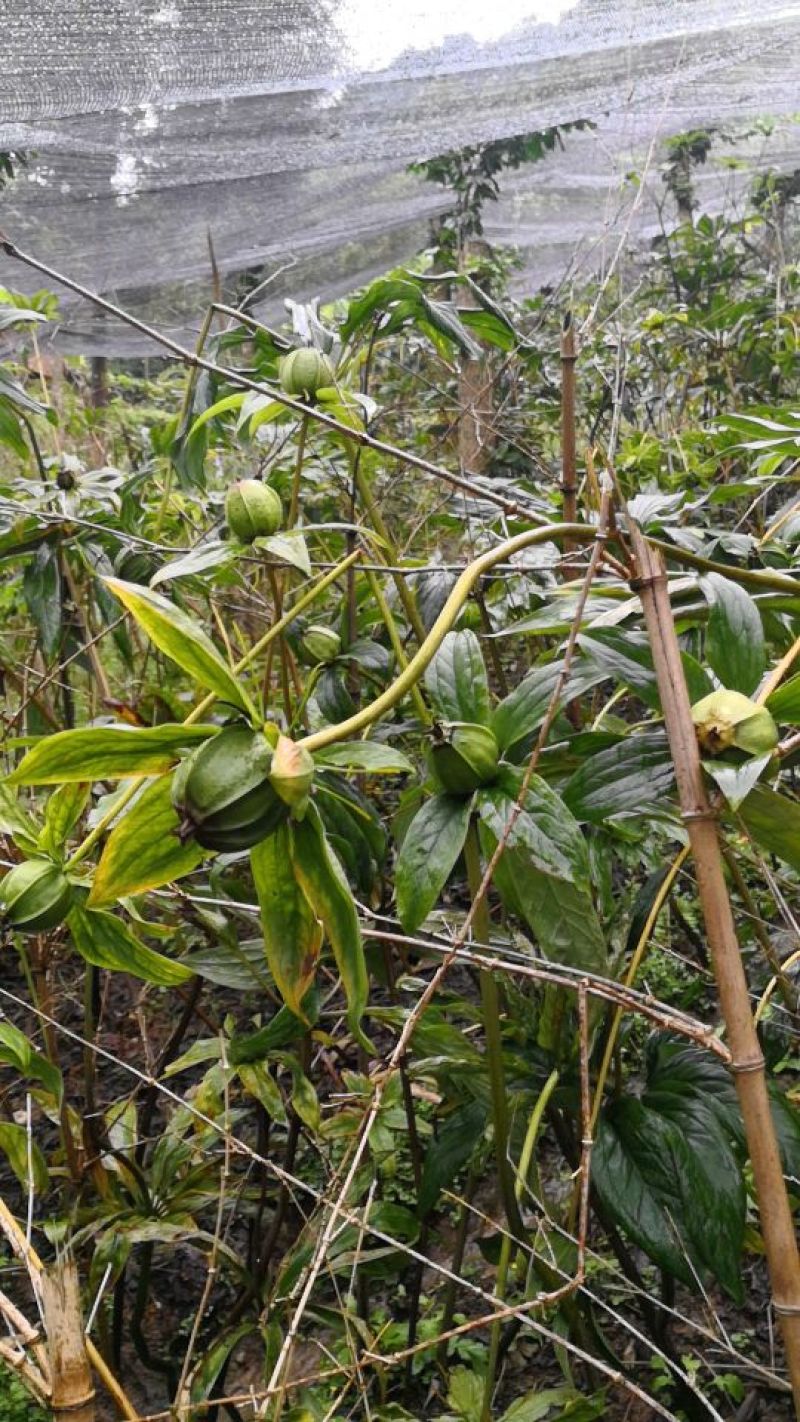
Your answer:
[52,1391,97,1411]
[729,1054,766,1076]
[629,572,668,592]
[681,807,717,824]
[774,1301,800,1316]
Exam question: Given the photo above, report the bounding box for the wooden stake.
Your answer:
[630,524,800,1415]
[41,1259,96,1422]
[560,313,579,571]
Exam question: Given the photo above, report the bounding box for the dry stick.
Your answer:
[41,1259,96,1422]
[560,312,580,576]
[628,522,800,1415]
[0,233,545,527]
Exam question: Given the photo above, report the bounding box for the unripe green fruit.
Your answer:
[172,726,286,851]
[301,625,341,664]
[691,689,778,758]
[225,480,283,544]
[279,348,335,400]
[0,860,73,933]
[269,735,315,819]
[113,547,157,585]
[429,722,500,796]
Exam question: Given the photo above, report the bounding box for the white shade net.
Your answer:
[1,0,799,352]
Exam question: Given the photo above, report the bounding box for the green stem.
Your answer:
[482,1070,559,1422]
[363,568,432,726]
[353,462,428,644]
[288,415,308,528]
[463,821,526,1249]
[300,523,588,753]
[649,536,800,596]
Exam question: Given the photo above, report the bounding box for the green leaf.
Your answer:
[23,544,62,660]
[562,733,675,823]
[447,1366,484,1422]
[578,628,712,709]
[701,573,765,694]
[68,905,193,985]
[256,532,311,577]
[500,1389,601,1422]
[0,1022,61,1100]
[643,1050,745,1300]
[395,793,472,932]
[189,1325,254,1405]
[492,851,607,976]
[477,770,605,973]
[593,1098,698,1286]
[102,578,254,714]
[9,724,216,785]
[478,767,591,887]
[237,1063,287,1124]
[313,742,414,775]
[425,630,491,725]
[38,781,90,855]
[188,391,247,436]
[89,775,206,906]
[0,784,40,845]
[250,825,322,1021]
[290,804,371,1050]
[180,937,271,991]
[767,672,800,724]
[418,1098,487,1215]
[150,541,234,588]
[703,755,770,811]
[492,661,604,756]
[0,1122,48,1194]
[738,785,800,874]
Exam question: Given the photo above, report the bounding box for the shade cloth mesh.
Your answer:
[1,0,800,354]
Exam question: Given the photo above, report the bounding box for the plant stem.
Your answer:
[353,462,428,644]
[463,821,526,1251]
[300,522,589,753]
[482,1070,559,1422]
[288,415,308,528]
[363,568,431,726]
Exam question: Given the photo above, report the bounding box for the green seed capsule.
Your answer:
[691,689,778,758]
[0,860,73,933]
[301,625,342,664]
[225,480,283,543]
[279,349,335,400]
[429,722,500,796]
[172,726,286,851]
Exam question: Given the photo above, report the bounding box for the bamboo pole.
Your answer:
[560,312,578,554]
[629,523,800,1415]
[41,1260,96,1422]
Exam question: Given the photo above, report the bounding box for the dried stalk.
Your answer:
[41,1260,96,1422]
[629,522,800,1413]
[560,312,580,572]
